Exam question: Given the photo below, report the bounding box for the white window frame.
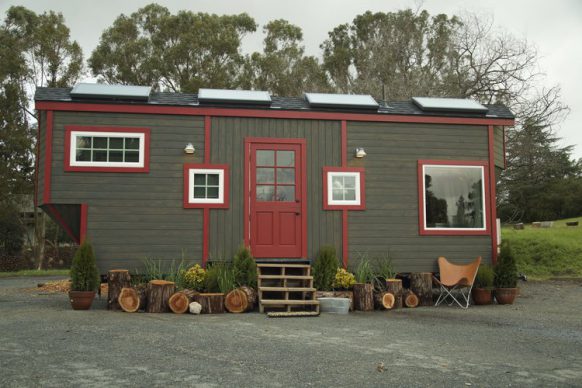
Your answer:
[327,171,361,206]
[69,130,146,168]
[422,164,487,231]
[187,168,225,205]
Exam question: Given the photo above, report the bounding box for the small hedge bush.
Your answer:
[474,265,494,289]
[233,245,257,288]
[70,241,99,292]
[495,242,519,288]
[313,245,339,291]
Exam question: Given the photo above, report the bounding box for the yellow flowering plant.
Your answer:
[182,264,207,291]
[332,267,356,290]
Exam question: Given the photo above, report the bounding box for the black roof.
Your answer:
[35,87,514,119]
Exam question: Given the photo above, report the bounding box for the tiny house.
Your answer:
[34,84,513,273]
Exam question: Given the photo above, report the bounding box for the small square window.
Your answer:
[323,167,365,210]
[185,165,229,208]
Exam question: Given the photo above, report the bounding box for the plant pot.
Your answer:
[471,288,493,305]
[69,291,96,310]
[318,297,350,314]
[494,288,518,305]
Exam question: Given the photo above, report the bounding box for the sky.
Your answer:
[1,0,581,157]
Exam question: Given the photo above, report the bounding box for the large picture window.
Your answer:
[418,160,489,235]
[183,164,229,208]
[323,167,366,210]
[65,126,149,172]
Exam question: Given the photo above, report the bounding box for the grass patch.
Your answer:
[502,217,582,280]
[0,269,70,278]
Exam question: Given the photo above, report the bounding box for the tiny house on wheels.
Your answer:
[34,84,514,274]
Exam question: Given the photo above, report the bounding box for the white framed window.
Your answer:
[323,167,365,210]
[184,164,229,208]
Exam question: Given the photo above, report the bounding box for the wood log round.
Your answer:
[403,290,419,308]
[385,279,403,309]
[169,292,190,314]
[135,284,148,311]
[225,289,248,313]
[239,286,257,308]
[118,287,140,313]
[410,272,433,306]
[107,270,131,311]
[146,280,175,313]
[353,283,374,311]
[181,288,200,301]
[191,293,225,314]
[374,291,395,310]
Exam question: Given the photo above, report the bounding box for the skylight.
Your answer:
[70,83,151,101]
[198,88,271,105]
[412,97,488,113]
[305,93,378,109]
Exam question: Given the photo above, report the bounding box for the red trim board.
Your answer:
[35,101,515,127]
[63,126,150,173]
[43,111,53,204]
[80,203,88,244]
[340,121,349,268]
[488,125,499,264]
[203,116,211,266]
[46,204,79,244]
[417,159,491,236]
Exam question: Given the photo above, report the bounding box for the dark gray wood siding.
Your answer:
[50,111,205,272]
[347,122,492,272]
[209,117,343,261]
[494,126,505,168]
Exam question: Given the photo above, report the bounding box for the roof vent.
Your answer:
[412,97,488,113]
[305,93,378,109]
[70,83,151,101]
[198,88,271,105]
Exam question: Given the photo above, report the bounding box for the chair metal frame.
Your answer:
[433,256,481,309]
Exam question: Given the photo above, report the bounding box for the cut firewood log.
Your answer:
[385,279,403,309]
[191,293,225,314]
[353,283,374,311]
[225,289,248,313]
[118,287,140,313]
[181,289,200,301]
[146,280,175,313]
[374,291,396,310]
[135,284,148,311]
[239,286,257,308]
[410,272,433,306]
[169,292,190,314]
[403,290,419,308]
[107,269,131,311]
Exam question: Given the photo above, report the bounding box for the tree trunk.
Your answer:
[352,283,374,311]
[107,270,131,311]
[146,280,175,313]
[374,291,395,310]
[410,272,433,306]
[403,290,419,308]
[34,211,46,270]
[224,287,257,313]
[191,293,225,314]
[385,279,403,309]
[169,292,190,314]
[118,287,140,313]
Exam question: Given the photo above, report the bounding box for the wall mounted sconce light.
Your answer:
[354,147,367,158]
[184,143,195,154]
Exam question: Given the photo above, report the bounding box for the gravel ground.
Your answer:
[1,276,581,387]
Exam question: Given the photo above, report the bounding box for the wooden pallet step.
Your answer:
[259,275,312,280]
[260,299,320,306]
[259,286,316,292]
[257,263,311,268]
[267,311,320,318]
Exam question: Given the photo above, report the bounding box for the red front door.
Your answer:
[248,140,305,258]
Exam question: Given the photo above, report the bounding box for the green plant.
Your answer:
[139,257,163,283]
[352,257,375,284]
[69,241,100,292]
[313,245,339,291]
[332,267,356,289]
[494,241,519,288]
[232,244,257,288]
[374,254,397,281]
[474,264,495,289]
[205,262,236,293]
[182,264,207,291]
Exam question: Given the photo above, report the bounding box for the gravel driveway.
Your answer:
[1,276,581,387]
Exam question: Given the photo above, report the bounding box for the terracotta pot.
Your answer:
[494,288,518,305]
[471,288,493,305]
[69,291,96,310]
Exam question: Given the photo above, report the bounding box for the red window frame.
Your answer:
[183,163,230,209]
[322,167,366,210]
[64,126,150,172]
[417,160,491,236]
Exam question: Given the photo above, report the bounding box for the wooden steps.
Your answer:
[257,263,319,314]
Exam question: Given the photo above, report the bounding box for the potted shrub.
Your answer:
[351,258,375,311]
[472,265,494,305]
[494,242,519,305]
[313,245,339,293]
[69,241,100,310]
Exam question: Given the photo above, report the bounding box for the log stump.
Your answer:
[146,280,175,313]
[403,290,419,308]
[135,284,148,311]
[118,287,140,313]
[353,283,374,311]
[410,272,433,307]
[385,279,403,309]
[191,293,225,314]
[107,269,131,311]
[374,291,395,310]
[225,287,257,313]
[169,292,190,314]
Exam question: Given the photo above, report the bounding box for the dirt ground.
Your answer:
[1,276,581,387]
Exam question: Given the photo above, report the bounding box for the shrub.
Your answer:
[205,262,236,293]
[182,264,207,291]
[474,265,494,289]
[70,241,100,292]
[332,267,356,289]
[313,245,339,291]
[374,254,397,281]
[494,242,519,288]
[232,245,257,288]
[352,257,375,284]
[0,203,25,257]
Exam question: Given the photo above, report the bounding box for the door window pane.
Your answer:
[256,150,275,166]
[256,168,275,184]
[256,185,275,201]
[277,168,295,184]
[276,186,295,201]
[277,151,294,167]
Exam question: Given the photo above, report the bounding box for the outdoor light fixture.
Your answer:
[354,147,367,158]
[184,143,195,154]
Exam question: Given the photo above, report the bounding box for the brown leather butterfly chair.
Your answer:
[433,256,481,309]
